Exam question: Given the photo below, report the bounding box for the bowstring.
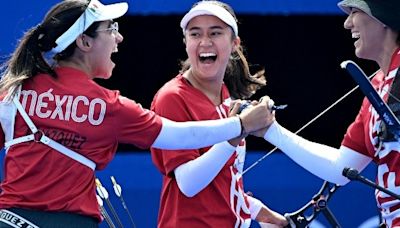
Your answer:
[243,69,380,175]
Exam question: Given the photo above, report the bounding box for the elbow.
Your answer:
[322,165,352,186]
[181,191,197,198]
[177,184,198,198]
[175,172,199,197]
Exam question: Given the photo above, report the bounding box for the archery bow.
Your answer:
[340,60,400,138]
[285,181,341,228]
[242,61,380,227]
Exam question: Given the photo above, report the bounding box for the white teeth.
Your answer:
[352,32,360,39]
[199,53,216,57]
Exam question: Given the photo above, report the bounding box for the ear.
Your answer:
[183,37,189,53]
[232,36,241,53]
[76,34,92,51]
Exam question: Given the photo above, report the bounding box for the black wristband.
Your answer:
[238,115,246,136]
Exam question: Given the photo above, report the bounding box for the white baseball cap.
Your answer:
[180,1,238,37]
[51,0,128,54]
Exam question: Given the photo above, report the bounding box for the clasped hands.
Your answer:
[228,96,277,146]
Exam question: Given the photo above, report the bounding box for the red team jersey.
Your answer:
[151,75,252,228]
[0,67,162,221]
[342,48,400,227]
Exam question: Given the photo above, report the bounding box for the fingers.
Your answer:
[259,96,275,113]
[239,104,274,134]
[267,99,275,110]
[229,100,241,116]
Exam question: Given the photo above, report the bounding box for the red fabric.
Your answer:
[150,75,251,228]
[0,67,162,221]
[342,49,400,227]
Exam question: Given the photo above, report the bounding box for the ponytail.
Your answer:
[0,0,97,97]
[0,24,55,96]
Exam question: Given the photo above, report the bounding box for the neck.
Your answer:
[376,42,399,76]
[58,56,92,79]
[184,69,223,105]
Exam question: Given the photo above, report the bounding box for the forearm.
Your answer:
[247,195,264,219]
[264,121,372,185]
[247,196,288,226]
[174,141,236,197]
[152,117,241,149]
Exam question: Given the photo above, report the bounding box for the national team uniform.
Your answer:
[151,75,252,228]
[0,67,162,221]
[342,48,400,227]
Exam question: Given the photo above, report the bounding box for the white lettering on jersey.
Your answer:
[377,164,400,198]
[377,163,400,227]
[89,98,106,125]
[20,89,106,126]
[71,95,89,123]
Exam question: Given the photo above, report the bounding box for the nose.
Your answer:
[343,14,352,30]
[200,36,212,46]
[116,32,124,43]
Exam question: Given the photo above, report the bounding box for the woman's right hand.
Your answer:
[238,96,275,135]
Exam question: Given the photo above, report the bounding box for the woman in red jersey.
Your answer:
[150,1,288,227]
[256,0,400,227]
[0,0,273,227]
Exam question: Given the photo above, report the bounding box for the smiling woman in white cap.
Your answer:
[0,0,275,227]
[253,0,400,226]
[150,1,287,227]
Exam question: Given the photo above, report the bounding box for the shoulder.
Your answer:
[370,70,385,88]
[152,75,190,107]
[156,75,188,97]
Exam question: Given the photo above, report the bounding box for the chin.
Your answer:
[103,73,113,79]
[95,72,113,80]
[355,49,366,59]
[355,50,373,62]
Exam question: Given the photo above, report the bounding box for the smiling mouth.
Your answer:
[199,53,217,63]
[352,32,360,40]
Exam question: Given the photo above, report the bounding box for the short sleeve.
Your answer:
[114,95,163,149]
[342,101,368,154]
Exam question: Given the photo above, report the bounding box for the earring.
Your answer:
[81,36,89,47]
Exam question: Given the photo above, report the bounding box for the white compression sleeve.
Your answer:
[264,121,372,185]
[152,117,241,150]
[174,141,236,197]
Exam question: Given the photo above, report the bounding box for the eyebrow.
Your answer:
[188,25,226,31]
